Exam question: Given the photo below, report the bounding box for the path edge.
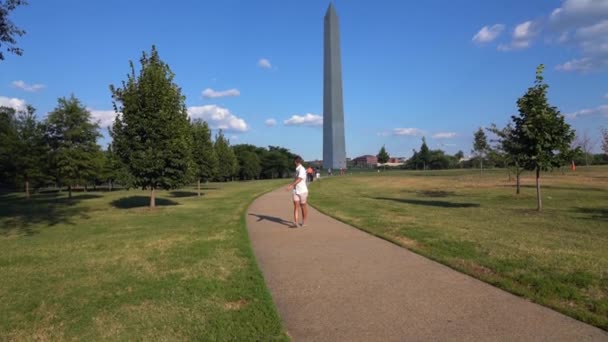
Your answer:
[241,185,290,341]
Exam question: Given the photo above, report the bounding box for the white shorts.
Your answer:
[293,192,308,204]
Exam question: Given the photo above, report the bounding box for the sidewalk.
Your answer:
[246,188,608,341]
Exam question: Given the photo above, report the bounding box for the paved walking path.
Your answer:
[246,188,608,341]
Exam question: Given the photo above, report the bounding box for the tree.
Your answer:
[45,96,101,198]
[191,119,218,196]
[454,150,464,168]
[418,137,430,170]
[377,145,389,169]
[214,130,237,181]
[573,130,595,166]
[602,128,608,156]
[13,105,46,198]
[237,151,261,180]
[0,106,18,185]
[487,123,525,194]
[511,65,577,211]
[101,144,123,191]
[110,46,192,208]
[0,0,27,61]
[473,127,489,172]
[262,149,289,179]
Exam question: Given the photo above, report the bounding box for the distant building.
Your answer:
[353,155,378,168]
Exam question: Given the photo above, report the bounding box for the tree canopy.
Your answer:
[110,46,192,207]
[511,65,576,210]
[45,96,101,198]
[0,0,27,60]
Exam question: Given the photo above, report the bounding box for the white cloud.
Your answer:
[11,80,45,92]
[265,118,277,127]
[603,92,608,99]
[392,128,424,136]
[432,132,457,139]
[0,96,27,111]
[550,0,608,28]
[258,58,272,69]
[498,21,538,51]
[556,57,600,72]
[188,105,249,132]
[548,1,608,72]
[472,24,505,44]
[566,104,608,119]
[88,109,117,128]
[284,113,323,127]
[202,88,240,99]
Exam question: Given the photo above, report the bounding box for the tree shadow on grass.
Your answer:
[111,196,179,209]
[0,193,100,236]
[169,191,200,198]
[573,207,608,221]
[402,190,457,198]
[371,197,480,208]
[248,213,296,228]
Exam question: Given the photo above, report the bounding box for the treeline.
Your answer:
[0,46,298,207]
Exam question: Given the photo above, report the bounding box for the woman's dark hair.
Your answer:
[294,156,303,164]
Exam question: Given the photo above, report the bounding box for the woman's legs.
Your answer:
[293,200,301,226]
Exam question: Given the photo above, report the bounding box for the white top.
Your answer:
[295,165,308,194]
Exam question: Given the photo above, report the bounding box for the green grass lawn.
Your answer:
[0,181,288,341]
[310,166,608,330]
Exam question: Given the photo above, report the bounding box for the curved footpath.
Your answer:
[246,188,607,341]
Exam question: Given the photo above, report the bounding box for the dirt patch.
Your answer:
[394,235,422,249]
[175,248,246,281]
[94,301,204,340]
[224,299,248,311]
[451,259,497,278]
[144,236,189,254]
[7,302,65,341]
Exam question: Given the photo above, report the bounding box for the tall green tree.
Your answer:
[0,0,27,61]
[214,130,237,181]
[237,150,261,180]
[14,105,47,197]
[473,127,489,172]
[45,96,101,198]
[511,65,577,211]
[0,106,18,184]
[262,150,288,179]
[377,145,389,169]
[419,137,430,170]
[102,145,122,191]
[191,119,218,195]
[110,46,192,208]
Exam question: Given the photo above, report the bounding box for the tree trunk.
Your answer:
[25,179,30,199]
[150,187,156,209]
[508,169,512,182]
[68,185,72,199]
[109,180,112,192]
[516,172,521,195]
[480,158,483,174]
[197,179,201,197]
[84,184,87,192]
[536,167,542,211]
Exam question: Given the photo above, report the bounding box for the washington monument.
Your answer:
[323,3,346,170]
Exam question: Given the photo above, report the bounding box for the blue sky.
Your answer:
[1,0,607,159]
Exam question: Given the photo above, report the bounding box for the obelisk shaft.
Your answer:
[323,3,346,170]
